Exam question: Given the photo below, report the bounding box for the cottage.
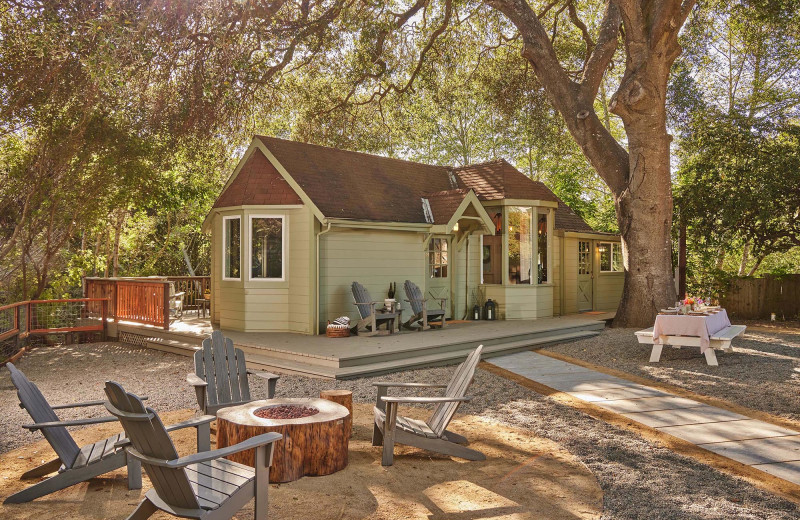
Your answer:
[202,137,623,334]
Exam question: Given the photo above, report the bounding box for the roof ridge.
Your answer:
[453,158,507,169]
[256,135,451,170]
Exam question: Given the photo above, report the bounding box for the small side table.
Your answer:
[196,298,210,318]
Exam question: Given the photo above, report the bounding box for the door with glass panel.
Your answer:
[577,240,593,311]
[426,236,452,318]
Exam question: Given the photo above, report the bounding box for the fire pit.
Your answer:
[217,398,349,483]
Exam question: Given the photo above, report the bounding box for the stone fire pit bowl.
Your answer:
[216,398,349,483]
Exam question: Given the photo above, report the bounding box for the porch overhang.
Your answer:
[429,190,494,235]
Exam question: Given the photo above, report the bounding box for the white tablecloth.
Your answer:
[652,309,731,352]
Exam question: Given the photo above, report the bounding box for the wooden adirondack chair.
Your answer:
[403,279,447,330]
[104,381,282,520]
[4,363,214,504]
[371,345,485,466]
[187,330,280,415]
[4,362,141,503]
[351,281,399,336]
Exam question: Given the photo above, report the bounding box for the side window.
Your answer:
[223,216,241,280]
[428,238,448,278]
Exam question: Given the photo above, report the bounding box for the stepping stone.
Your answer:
[597,396,704,414]
[701,435,800,465]
[622,405,749,428]
[545,378,640,392]
[532,371,622,383]
[752,461,800,485]
[569,385,669,402]
[659,420,799,445]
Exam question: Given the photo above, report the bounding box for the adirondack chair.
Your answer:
[187,330,280,415]
[105,381,282,520]
[4,363,214,504]
[371,345,485,466]
[351,281,399,336]
[169,282,185,320]
[403,279,447,330]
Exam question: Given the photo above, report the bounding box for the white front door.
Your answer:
[577,240,593,311]
[426,236,452,318]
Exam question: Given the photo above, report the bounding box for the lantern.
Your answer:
[472,304,481,320]
[484,299,497,320]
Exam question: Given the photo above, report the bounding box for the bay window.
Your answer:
[223,216,241,280]
[250,216,285,280]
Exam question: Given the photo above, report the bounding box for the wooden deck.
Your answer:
[111,314,610,379]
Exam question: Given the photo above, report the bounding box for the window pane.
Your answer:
[612,243,622,272]
[599,243,611,271]
[251,217,283,279]
[428,238,449,278]
[225,218,240,279]
[508,207,532,284]
[537,212,548,283]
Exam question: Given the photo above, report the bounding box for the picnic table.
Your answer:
[635,308,746,366]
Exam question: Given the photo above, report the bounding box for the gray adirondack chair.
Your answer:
[351,281,398,336]
[4,362,141,503]
[187,330,280,415]
[403,279,447,330]
[371,345,485,466]
[105,381,281,520]
[4,363,214,504]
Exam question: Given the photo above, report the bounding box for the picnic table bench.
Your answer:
[635,324,747,366]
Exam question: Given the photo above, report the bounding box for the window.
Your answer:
[599,242,623,272]
[223,216,241,280]
[428,238,448,278]
[508,206,533,284]
[537,212,548,283]
[250,216,284,280]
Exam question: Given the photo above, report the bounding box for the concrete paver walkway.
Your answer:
[489,351,800,485]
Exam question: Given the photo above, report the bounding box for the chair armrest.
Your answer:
[125,432,284,469]
[373,382,448,389]
[22,416,119,430]
[248,370,281,382]
[173,291,186,297]
[186,373,207,387]
[113,415,216,449]
[51,396,148,410]
[165,415,215,433]
[381,396,472,404]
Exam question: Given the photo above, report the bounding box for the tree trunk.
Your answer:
[610,112,678,326]
[738,241,750,276]
[486,0,688,327]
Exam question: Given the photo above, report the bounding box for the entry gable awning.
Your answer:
[423,189,494,235]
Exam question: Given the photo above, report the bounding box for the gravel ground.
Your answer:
[544,327,800,422]
[2,341,799,519]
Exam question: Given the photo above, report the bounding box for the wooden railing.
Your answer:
[1,298,109,363]
[83,276,210,330]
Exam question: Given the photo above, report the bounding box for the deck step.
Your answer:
[336,321,605,368]
[144,339,200,357]
[332,329,599,379]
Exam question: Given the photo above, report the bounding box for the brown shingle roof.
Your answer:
[422,189,470,225]
[454,160,560,203]
[257,136,451,223]
[225,137,599,233]
[554,201,596,233]
[213,149,303,208]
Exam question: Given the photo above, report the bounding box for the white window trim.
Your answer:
[598,242,623,273]
[247,214,287,282]
[222,215,241,281]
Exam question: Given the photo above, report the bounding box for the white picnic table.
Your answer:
[635,308,746,366]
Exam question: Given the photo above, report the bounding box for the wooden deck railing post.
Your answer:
[162,281,170,331]
[13,304,20,350]
[101,299,108,340]
[25,301,31,335]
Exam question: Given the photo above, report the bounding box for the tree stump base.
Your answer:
[320,390,353,438]
[217,398,349,483]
